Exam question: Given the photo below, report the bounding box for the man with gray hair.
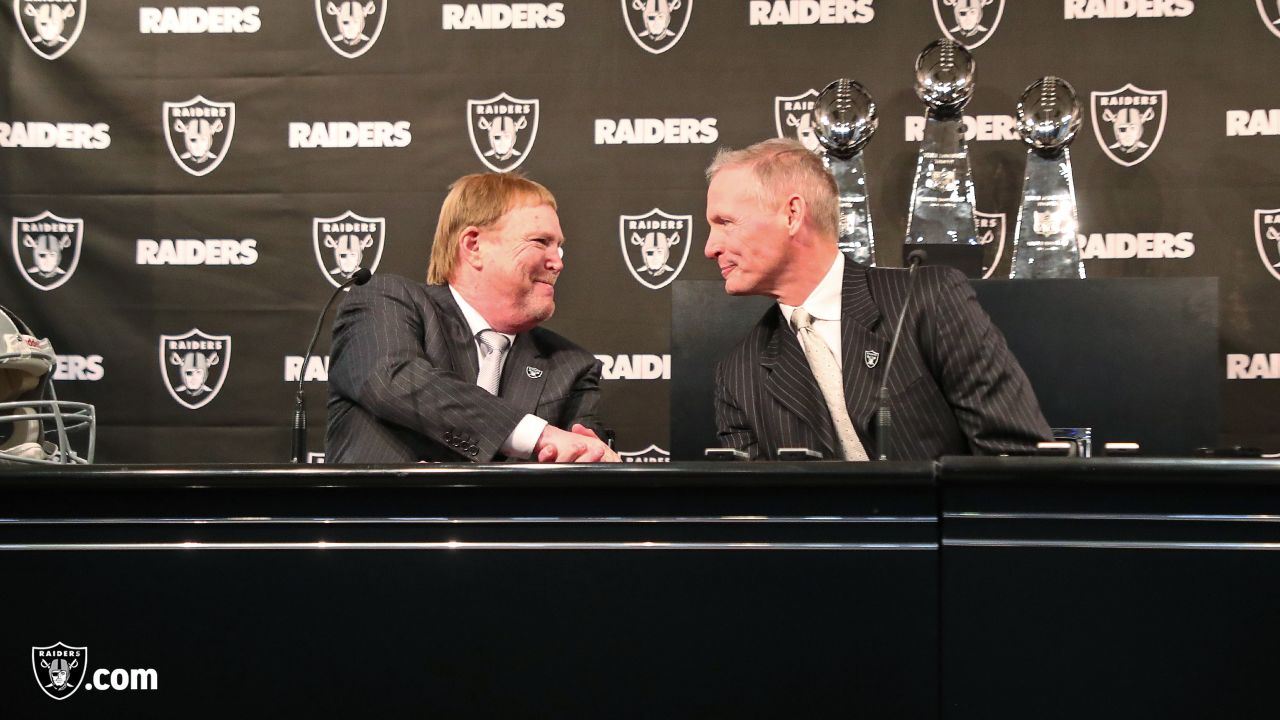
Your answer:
[704,138,1050,460]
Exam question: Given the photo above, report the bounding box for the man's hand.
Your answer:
[534,424,620,463]
[569,424,620,462]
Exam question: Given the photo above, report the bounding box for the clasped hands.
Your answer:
[534,423,620,463]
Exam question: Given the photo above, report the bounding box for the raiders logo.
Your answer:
[975,210,1006,279]
[467,92,540,172]
[159,328,231,410]
[1256,0,1280,39]
[163,96,236,177]
[1090,84,1168,167]
[621,0,692,55]
[14,0,87,60]
[1254,209,1280,283]
[618,443,671,463]
[619,208,692,290]
[316,0,387,58]
[774,89,821,153]
[312,211,385,289]
[32,642,87,700]
[933,0,1003,49]
[10,211,83,291]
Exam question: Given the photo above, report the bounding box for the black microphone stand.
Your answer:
[876,249,927,461]
[292,268,372,463]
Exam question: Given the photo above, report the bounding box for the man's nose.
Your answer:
[546,245,564,272]
[704,232,721,259]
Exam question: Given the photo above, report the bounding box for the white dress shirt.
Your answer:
[778,252,845,368]
[449,286,548,459]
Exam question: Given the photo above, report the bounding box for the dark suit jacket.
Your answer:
[714,262,1051,461]
[326,275,605,463]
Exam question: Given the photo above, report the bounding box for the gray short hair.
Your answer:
[705,138,839,238]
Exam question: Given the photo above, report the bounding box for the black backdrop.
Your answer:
[3,1,1278,462]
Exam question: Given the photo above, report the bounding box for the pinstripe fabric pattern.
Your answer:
[325,275,605,463]
[714,262,1051,461]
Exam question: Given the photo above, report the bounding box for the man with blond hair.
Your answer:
[704,138,1050,460]
[327,172,618,463]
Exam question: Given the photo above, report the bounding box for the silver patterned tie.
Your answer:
[476,330,510,396]
[791,308,869,461]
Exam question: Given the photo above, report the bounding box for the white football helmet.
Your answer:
[0,305,95,464]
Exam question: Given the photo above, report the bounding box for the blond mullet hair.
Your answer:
[426,172,557,285]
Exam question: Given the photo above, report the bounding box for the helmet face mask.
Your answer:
[0,306,96,465]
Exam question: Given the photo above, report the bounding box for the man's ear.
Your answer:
[783,194,807,237]
[459,226,484,270]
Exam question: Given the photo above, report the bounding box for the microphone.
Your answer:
[875,249,927,460]
[291,268,372,463]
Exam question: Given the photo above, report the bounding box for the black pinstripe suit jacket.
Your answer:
[714,262,1051,461]
[325,275,605,463]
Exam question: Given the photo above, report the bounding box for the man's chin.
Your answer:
[527,299,555,324]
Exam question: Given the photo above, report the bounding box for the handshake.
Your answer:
[533,423,621,463]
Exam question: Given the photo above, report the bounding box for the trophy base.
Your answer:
[906,243,984,278]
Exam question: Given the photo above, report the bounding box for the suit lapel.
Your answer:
[840,263,888,427]
[760,308,837,456]
[499,331,547,414]
[425,284,480,384]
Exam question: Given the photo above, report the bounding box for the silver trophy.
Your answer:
[1010,76,1085,279]
[905,39,982,275]
[813,79,878,266]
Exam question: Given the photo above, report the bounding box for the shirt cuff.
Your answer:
[503,414,549,460]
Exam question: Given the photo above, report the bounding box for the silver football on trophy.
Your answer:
[1015,76,1083,151]
[914,39,975,113]
[813,79,878,158]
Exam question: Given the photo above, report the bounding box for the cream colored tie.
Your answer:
[791,308,869,461]
[476,330,510,396]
